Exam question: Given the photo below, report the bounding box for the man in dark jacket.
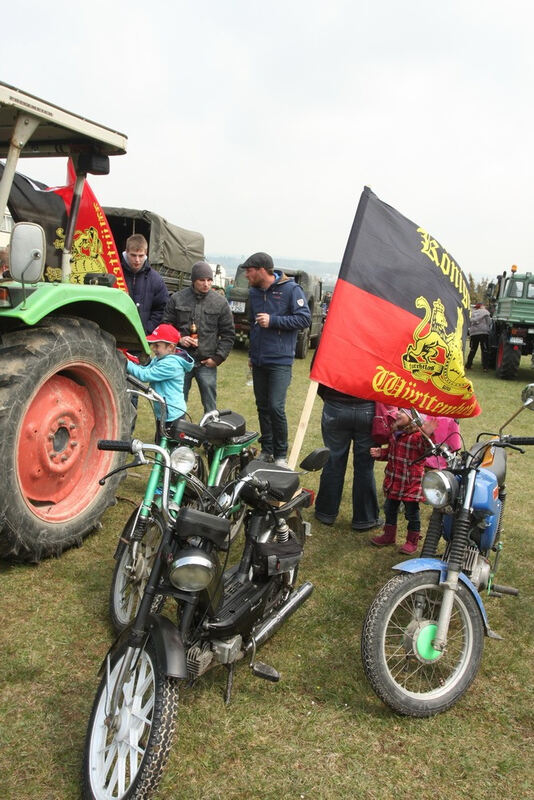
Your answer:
[163,260,235,412]
[241,251,311,465]
[121,234,169,335]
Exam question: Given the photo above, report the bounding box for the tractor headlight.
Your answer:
[422,470,458,508]
[168,547,216,591]
[170,446,197,475]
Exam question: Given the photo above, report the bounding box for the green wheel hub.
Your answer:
[415,623,441,662]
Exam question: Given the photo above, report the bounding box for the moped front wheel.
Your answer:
[109,506,165,633]
[361,571,484,717]
[83,639,179,800]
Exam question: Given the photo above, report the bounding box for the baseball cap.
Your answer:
[146,324,181,344]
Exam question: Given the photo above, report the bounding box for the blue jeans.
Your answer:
[315,399,380,529]
[252,364,292,458]
[184,364,217,413]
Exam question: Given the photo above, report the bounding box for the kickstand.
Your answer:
[224,662,235,705]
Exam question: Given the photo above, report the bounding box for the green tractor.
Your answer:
[0,82,149,561]
[487,265,534,379]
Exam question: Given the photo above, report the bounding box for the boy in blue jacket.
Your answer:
[125,323,194,430]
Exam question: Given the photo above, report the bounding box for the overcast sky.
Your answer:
[3,0,532,280]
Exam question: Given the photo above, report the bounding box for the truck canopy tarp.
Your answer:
[104,207,204,275]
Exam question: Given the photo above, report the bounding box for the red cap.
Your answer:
[146,324,181,344]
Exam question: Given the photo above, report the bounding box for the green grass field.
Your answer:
[1,349,533,799]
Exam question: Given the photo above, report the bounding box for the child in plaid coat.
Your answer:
[369,408,436,554]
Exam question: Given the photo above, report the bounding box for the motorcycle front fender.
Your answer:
[392,557,490,632]
[98,613,188,679]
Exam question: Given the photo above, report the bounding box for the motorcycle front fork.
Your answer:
[104,645,138,728]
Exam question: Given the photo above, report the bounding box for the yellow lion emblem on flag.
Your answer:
[402,296,473,398]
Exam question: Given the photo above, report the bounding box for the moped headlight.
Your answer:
[168,547,216,591]
[422,470,457,508]
[170,445,197,475]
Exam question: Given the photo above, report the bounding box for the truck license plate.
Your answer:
[230,301,246,313]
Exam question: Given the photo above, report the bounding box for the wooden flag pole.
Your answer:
[288,380,319,469]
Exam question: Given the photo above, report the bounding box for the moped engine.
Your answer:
[464,547,491,590]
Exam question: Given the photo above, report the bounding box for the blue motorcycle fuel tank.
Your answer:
[442,467,501,552]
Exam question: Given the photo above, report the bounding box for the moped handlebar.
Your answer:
[126,375,148,392]
[504,436,534,446]
[98,439,136,453]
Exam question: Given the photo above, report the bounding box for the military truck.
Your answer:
[486,264,534,379]
[0,81,149,561]
[227,266,323,358]
[103,206,204,293]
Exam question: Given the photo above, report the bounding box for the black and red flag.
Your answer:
[310,187,480,418]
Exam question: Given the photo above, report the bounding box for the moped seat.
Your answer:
[240,459,300,502]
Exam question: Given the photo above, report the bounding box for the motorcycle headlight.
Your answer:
[422,470,458,508]
[170,446,197,475]
[168,547,216,591]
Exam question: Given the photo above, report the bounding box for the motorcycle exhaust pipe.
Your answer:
[246,581,314,652]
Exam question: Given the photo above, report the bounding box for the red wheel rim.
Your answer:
[17,362,119,523]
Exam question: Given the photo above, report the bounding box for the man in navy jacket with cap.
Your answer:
[241,251,311,466]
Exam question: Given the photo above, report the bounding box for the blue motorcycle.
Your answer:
[361,384,534,717]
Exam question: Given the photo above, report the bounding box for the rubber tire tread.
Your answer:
[0,317,133,561]
[496,333,521,379]
[82,639,179,800]
[361,571,484,717]
[294,330,309,359]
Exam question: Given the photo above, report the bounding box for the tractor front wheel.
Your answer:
[0,317,133,561]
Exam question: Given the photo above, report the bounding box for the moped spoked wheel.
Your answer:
[109,507,165,633]
[361,571,484,717]
[83,640,179,800]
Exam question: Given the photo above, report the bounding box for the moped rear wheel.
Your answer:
[109,507,165,633]
[83,639,179,800]
[361,571,484,717]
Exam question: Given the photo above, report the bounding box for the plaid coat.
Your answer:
[377,429,427,502]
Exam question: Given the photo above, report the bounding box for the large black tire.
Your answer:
[496,332,521,379]
[83,639,179,800]
[0,317,133,562]
[361,571,484,717]
[109,506,166,633]
[295,329,310,359]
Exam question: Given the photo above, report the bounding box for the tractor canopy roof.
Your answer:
[0,81,127,158]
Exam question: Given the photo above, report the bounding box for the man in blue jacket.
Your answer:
[241,252,311,466]
[121,233,169,335]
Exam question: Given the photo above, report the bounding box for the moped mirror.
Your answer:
[409,408,424,427]
[299,447,330,472]
[9,222,46,284]
[521,384,534,410]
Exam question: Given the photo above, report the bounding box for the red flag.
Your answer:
[2,160,126,290]
[311,187,480,418]
[48,160,127,290]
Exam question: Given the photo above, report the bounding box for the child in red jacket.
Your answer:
[370,408,436,554]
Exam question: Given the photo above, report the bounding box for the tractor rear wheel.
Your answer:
[0,317,133,561]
